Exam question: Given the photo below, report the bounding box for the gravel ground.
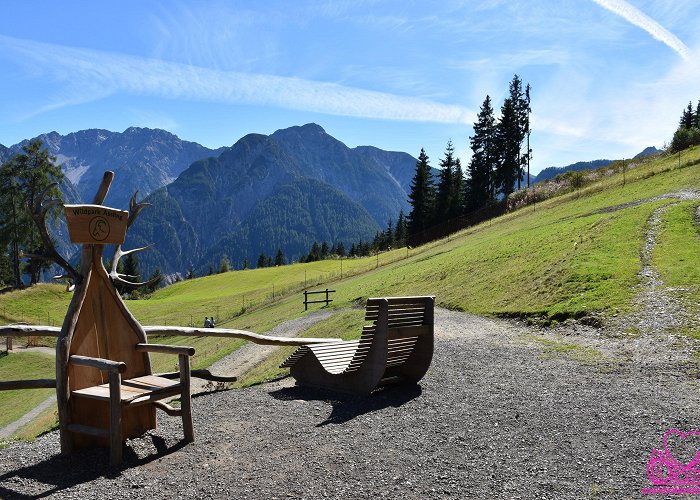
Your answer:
[2,308,700,499]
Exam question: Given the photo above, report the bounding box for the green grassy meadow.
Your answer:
[1,146,699,439]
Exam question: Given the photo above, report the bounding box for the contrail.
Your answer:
[591,0,690,61]
[0,35,473,125]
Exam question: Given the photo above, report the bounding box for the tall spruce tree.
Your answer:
[407,148,435,239]
[467,95,498,211]
[521,83,532,188]
[434,140,463,222]
[395,209,407,247]
[274,248,286,266]
[681,101,694,129]
[452,156,464,218]
[495,96,520,198]
[496,75,530,198]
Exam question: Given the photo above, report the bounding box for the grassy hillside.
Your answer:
[1,145,699,439]
[2,146,698,332]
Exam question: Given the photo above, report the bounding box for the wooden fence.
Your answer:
[303,289,335,310]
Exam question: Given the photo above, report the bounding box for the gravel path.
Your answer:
[2,308,700,499]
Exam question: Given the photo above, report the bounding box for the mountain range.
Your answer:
[128,123,416,275]
[7,127,227,209]
[1,124,419,277]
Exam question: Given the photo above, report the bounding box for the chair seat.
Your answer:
[72,375,181,404]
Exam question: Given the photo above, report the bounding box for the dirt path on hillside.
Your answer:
[597,193,700,371]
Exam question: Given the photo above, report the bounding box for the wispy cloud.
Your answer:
[591,0,691,61]
[0,35,474,125]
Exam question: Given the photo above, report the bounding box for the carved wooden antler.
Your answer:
[108,191,160,289]
[28,182,81,284]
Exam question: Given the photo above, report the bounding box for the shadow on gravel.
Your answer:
[269,383,422,427]
[0,435,188,498]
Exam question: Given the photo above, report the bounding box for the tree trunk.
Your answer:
[11,194,21,288]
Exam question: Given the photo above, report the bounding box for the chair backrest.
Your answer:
[365,296,434,368]
[63,249,150,392]
[364,296,434,330]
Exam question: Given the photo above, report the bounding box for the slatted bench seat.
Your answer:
[281,296,434,395]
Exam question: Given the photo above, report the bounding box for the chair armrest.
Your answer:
[70,355,127,374]
[135,343,195,356]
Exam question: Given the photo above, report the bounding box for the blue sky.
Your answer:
[1,0,699,173]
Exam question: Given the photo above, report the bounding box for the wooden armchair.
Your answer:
[68,343,194,466]
[24,171,200,466]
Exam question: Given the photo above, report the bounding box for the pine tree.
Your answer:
[320,242,329,258]
[435,141,464,221]
[336,241,345,257]
[452,156,464,217]
[123,253,141,283]
[0,251,12,287]
[274,248,286,266]
[407,148,435,239]
[395,209,407,247]
[494,75,531,198]
[144,268,163,294]
[256,253,267,268]
[308,241,321,262]
[467,95,498,211]
[512,77,531,191]
[680,101,694,129]
[385,218,395,248]
[495,97,520,198]
[219,255,230,273]
[671,98,700,152]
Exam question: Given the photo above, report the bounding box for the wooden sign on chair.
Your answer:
[31,171,196,466]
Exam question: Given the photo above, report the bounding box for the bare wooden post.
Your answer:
[304,290,308,311]
[179,353,194,442]
[108,370,123,467]
[6,336,11,351]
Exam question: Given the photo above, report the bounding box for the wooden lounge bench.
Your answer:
[280,296,435,395]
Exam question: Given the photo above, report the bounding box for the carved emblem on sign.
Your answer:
[89,216,110,241]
